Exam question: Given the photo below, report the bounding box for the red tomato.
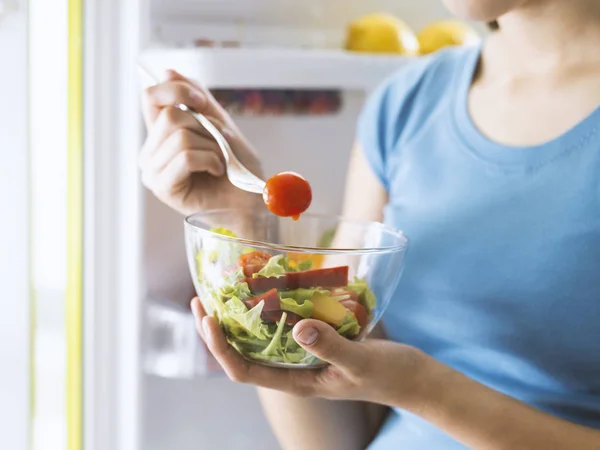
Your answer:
[262,172,312,219]
[262,310,302,326]
[238,251,271,278]
[243,288,281,311]
[340,300,368,329]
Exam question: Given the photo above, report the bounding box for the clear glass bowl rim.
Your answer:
[184,209,409,255]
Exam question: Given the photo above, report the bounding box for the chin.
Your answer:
[442,0,524,21]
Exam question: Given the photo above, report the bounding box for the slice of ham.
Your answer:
[246,266,349,293]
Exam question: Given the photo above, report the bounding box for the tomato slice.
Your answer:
[238,251,271,278]
[246,266,349,293]
[262,310,302,327]
[243,288,281,311]
[262,172,312,219]
[340,300,368,328]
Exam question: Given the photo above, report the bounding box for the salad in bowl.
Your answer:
[185,209,408,368]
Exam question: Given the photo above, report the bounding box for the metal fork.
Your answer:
[138,64,266,194]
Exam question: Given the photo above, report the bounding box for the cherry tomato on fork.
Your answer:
[263,172,312,220]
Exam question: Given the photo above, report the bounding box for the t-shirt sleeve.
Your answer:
[356,59,433,191]
[356,80,393,190]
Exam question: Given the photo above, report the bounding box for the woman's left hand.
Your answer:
[191,297,429,409]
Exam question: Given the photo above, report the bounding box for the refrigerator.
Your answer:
[76,1,476,450]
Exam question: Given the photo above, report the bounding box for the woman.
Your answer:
[139,0,600,448]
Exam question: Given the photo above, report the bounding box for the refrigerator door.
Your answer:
[85,2,484,450]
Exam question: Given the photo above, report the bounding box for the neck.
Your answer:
[495,0,600,70]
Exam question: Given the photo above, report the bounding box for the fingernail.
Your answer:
[191,299,198,317]
[162,69,175,81]
[296,327,319,345]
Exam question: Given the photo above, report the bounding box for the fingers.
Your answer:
[191,297,207,340]
[143,130,225,175]
[139,107,228,170]
[143,81,205,127]
[139,107,229,198]
[140,106,198,164]
[293,319,366,371]
[143,149,224,199]
[201,316,319,396]
[142,70,230,128]
[164,70,230,123]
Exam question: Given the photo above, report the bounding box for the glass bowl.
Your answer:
[184,209,408,369]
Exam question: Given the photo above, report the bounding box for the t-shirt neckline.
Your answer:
[451,43,600,169]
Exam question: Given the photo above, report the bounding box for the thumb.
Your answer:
[293,319,364,368]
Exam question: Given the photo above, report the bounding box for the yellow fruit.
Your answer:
[345,13,419,55]
[417,20,480,55]
[311,294,347,327]
[288,252,324,270]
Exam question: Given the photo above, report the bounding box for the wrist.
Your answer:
[388,347,447,413]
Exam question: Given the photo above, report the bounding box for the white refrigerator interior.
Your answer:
[137,1,459,449]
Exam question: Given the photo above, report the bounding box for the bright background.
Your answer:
[30,0,68,448]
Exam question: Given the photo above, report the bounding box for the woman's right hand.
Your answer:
[140,70,263,216]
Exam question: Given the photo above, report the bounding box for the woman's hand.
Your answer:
[191,297,428,408]
[192,297,600,450]
[140,70,263,216]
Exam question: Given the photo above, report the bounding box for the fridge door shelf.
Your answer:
[139,47,412,90]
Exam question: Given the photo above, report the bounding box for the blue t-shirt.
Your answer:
[359,45,600,449]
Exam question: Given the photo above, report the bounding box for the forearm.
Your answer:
[258,389,384,450]
[258,324,390,450]
[256,143,392,449]
[402,355,600,450]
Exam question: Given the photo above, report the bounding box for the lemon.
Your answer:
[417,20,480,55]
[345,13,419,55]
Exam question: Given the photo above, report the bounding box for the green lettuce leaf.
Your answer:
[280,297,313,319]
[261,312,288,356]
[254,254,287,278]
[294,259,313,271]
[347,278,377,311]
[195,251,205,281]
[284,330,298,352]
[282,348,310,364]
[206,227,242,266]
[279,288,328,303]
[200,289,225,320]
[220,280,251,300]
[336,313,361,338]
[284,256,313,272]
[249,332,317,365]
[211,227,238,238]
[224,298,269,340]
